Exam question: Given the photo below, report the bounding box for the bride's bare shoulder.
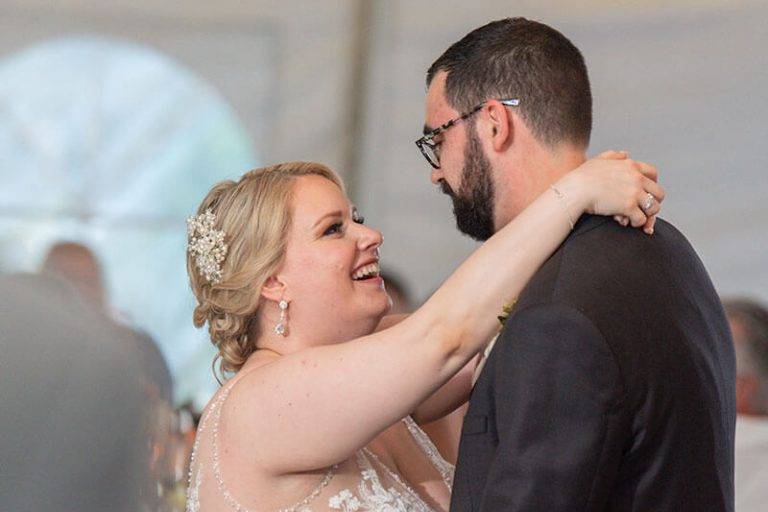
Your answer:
[203,359,290,473]
[221,357,282,412]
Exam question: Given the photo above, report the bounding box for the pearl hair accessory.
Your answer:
[187,209,228,284]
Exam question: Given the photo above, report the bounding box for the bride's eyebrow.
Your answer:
[312,210,344,229]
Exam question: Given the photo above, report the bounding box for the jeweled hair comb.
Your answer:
[187,209,228,284]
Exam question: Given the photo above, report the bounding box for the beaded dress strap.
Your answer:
[186,385,218,512]
[402,416,454,490]
[208,377,338,512]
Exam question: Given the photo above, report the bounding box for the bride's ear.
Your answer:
[260,275,287,302]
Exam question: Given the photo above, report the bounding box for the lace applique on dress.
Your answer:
[325,418,455,511]
[327,449,435,512]
[328,489,363,512]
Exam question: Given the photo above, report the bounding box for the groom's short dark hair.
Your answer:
[427,17,592,149]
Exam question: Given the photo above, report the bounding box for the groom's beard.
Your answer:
[440,127,496,241]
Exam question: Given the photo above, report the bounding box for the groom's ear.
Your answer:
[483,100,513,152]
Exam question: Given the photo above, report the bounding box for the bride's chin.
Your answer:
[369,298,392,324]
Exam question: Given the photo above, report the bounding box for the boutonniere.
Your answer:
[497,300,517,327]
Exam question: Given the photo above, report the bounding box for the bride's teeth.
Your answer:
[352,262,380,280]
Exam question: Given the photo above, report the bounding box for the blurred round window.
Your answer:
[0,37,257,407]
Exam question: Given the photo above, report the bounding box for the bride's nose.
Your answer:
[356,224,383,252]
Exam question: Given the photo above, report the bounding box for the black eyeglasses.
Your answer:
[415,98,520,169]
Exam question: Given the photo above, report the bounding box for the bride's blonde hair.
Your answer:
[187,162,344,378]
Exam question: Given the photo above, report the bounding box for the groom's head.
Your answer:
[421,18,592,240]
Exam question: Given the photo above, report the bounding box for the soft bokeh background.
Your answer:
[1,0,766,410]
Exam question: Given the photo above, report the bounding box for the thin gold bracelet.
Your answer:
[549,185,575,230]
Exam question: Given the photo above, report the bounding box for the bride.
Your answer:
[185,153,663,512]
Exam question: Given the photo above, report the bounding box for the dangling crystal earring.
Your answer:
[274,299,289,336]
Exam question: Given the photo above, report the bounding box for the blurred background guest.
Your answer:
[0,273,151,512]
[41,241,173,403]
[724,298,768,512]
[41,241,106,308]
[39,241,184,507]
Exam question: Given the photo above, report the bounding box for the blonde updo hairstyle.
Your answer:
[187,162,344,378]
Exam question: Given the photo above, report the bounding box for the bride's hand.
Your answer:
[556,150,665,235]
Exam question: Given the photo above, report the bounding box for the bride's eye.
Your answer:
[323,222,343,236]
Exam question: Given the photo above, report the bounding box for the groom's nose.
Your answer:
[430,167,444,185]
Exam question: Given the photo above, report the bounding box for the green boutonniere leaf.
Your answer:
[497,301,516,327]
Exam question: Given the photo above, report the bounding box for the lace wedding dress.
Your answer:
[186,382,454,512]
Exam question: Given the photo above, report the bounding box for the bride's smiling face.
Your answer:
[277,175,391,341]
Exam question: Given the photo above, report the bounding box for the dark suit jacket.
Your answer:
[451,216,736,512]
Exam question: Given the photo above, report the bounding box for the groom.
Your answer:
[418,18,736,511]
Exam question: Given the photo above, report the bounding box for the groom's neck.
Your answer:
[494,145,587,232]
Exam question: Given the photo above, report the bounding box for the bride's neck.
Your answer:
[250,312,382,355]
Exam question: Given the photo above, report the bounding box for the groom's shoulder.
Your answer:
[514,215,702,310]
[566,215,699,273]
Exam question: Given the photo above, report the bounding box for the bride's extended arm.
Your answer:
[229,154,664,474]
[377,314,479,426]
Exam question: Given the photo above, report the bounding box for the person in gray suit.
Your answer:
[41,241,173,403]
[417,17,735,511]
[0,274,150,512]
